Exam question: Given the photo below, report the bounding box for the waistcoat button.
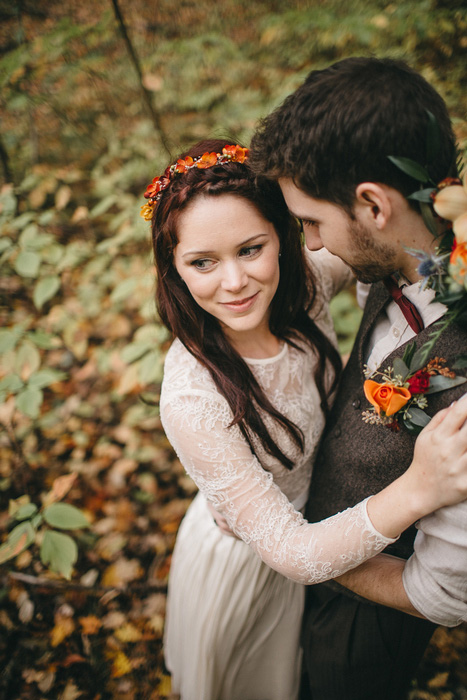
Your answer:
[352,399,361,409]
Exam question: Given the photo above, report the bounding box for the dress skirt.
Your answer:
[164,491,305,700]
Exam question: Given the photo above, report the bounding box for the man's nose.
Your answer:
[304,228,323,251]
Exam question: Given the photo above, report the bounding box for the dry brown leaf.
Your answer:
[147,614,164,637]
[110,650,132,678]
[59,680,83,700]
[43,472,77,507]
[55,184,72,210]
[142,73,163,91]
[427,671,450,688]
[101,557,143,587]
[51,616,75,647]
[71,205,88,222]
[79,615,102,635]
[17,591,34,623]
[114,623,143,643]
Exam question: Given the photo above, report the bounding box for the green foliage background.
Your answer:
[0,0,466,697]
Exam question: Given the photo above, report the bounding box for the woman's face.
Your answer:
[173,194,281,346]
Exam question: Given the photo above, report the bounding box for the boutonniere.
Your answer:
[362,345,466,434]
[366,121,467,434]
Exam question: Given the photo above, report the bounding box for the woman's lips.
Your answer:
[221,292,258,312]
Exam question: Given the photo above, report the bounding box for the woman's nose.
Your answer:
[221,262,248,292]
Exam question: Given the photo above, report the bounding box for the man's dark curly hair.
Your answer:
[249,57,457,211]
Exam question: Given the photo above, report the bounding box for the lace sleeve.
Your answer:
[160,390,396,585]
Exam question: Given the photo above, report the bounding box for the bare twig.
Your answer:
[110,0,172,156]
[6,570,167,594]
[0,133,12,183]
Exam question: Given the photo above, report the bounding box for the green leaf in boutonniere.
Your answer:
[393,357,410,381]
[425,374,467,394]
[400,405,431,434]
[453,355,467,370]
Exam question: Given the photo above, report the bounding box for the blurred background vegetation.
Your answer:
[0,0,466,698]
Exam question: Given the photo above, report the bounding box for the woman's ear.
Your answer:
[355,183,392,230]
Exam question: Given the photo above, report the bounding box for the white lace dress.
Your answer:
[160,250,396,700]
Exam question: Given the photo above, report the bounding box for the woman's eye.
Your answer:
[239,245,262,258]
[191,258,215,270]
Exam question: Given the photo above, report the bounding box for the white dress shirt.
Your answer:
[357,280,467,627]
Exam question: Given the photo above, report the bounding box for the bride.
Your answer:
[140,139,467,700]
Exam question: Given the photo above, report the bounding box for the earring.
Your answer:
[278,253,282,258]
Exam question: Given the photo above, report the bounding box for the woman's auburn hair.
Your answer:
[152,139,342,470]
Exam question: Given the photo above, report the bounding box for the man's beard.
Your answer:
[346,219,398,283]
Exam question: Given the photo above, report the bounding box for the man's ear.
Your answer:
[355,183,392,230]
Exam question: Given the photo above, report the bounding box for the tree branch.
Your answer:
[110,0,171,157]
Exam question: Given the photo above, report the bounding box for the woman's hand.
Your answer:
[207,501,240,538]
[367,395,467,539]
[408,395,467,512]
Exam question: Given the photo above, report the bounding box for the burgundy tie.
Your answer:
[383,277,424,334]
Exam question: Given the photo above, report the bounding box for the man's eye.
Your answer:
[301,219,318,229]
[239,245,262,257]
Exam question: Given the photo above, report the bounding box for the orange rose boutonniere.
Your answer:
[363,381,411,417]
[362,345,466,434]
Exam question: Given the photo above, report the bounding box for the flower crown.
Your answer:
[140,145,249,221]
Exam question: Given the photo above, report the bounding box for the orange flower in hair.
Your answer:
[140,145,250,221]
[197,152,218,169]
[174,157,194,174]
[223,145,249,162]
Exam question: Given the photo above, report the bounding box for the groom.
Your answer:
[250,57,467,699]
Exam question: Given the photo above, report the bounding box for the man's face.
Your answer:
[279,178,399,283]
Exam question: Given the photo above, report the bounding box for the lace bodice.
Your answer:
[160,249,396,584]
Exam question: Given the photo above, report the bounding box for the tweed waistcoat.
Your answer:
[306,280,467,560]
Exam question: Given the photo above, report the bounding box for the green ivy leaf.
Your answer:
[14,503,38,521]
[28,368,66,388]
[15,341,41,377]
[40,530,78,580]
[426,375,467,394]
[14,250,41,278]
[139,349,163,385]
[0,521,35,564]
[121,341,153,364]
[0,238,12,253]
[0,374,24,394]
[0,328,23,353]
[15,386,43,418]
[26,329,56,349]
[387,156,430,183]
[43,502,90,530]
[33,275,61,309]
